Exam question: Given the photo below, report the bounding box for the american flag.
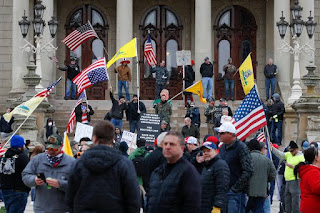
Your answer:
[256,130,272,160]
[67,91,86,133]
[62,21,98,51]
[233,85,267,141]
[257,131,266,142]
[35,77,62,98]
[144,34,157,68]
[72,58,108,94]
[0,148,6,156]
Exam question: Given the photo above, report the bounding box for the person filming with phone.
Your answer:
[22,134,75,212]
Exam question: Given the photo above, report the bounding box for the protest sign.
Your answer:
[176,50,191,66]
[121,130,137,149]
[74,122,93,142]
[138,113,161,146]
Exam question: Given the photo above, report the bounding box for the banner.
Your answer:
[239,53,255,95]
[138,113,161,146]
[184,80,207,103]
[107,38,137,68]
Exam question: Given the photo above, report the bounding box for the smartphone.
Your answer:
[200,151,203,156]
[37,173,46,183]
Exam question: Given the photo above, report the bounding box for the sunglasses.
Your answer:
[46,147,59,151]
[218,132,227,135]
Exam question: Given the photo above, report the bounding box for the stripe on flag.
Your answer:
[144,34,157,67]
[66,91,86,133]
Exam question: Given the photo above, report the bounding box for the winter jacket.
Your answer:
[0,148,30,192]
[143,147,166,193]
[248,150,276,197]
[115,64,132,81]
[223,64,236,80]
[200,155,230,213]
[184,65,195,94]
[147,157,201,213]
[270,100,285,120]
[200,62,214,78]
[298,164,320,213]
[219,139,253,193]
[66,145,140,213]
[0,116,14,133]
[155,101,172,123]
[22,153,75,213]
[39,126,59,145]
[181,124,200,139]
[204,105,220,124]
[75,104,94,123]
[110,91,127,119]
[126,101,146,121]
[129,147,150,185]
[58,64,80,81]
[151,66,170,85]
[264,64,277,79]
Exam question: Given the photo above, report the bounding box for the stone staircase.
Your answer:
[50,99,242,141]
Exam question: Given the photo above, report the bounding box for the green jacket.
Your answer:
[155,101,172,123]
[129,147,149,185]
[181,124,200,139]
[248,150,276,197]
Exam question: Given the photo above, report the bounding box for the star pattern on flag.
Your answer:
[234,87,263,121]
[87,67,108,84]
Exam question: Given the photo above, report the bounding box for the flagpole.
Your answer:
[135,37,140,110]
[264,126,273,161]
[169,80,201,101]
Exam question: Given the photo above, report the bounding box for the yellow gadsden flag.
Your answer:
[106,38,137,68]
[63,132,73,157]
[3,96,45,122]
[239,53,255,95]
[184,80,207,103]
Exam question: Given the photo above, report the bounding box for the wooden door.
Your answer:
[139,6,183,100]
[214,6,257,100]
[65,5,109,100]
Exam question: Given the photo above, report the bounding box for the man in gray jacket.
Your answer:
[151,60,170,99]
[22,134,75,213]
[246,139,276,213]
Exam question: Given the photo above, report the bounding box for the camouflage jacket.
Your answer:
[204,105,221,124]
[155,101,172,123]
[151,66,170,85]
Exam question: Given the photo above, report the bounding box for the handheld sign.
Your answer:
[121,130,137,149]
[176,50,191,66]
[138,113,161,146]
[74,122,93,142]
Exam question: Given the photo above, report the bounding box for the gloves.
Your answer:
[273,115,278,122]
[211,207,221,213]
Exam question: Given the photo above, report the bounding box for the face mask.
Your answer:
[48,122,53,126]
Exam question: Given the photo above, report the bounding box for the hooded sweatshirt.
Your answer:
[298,164,320,213]
[66,145,140,213]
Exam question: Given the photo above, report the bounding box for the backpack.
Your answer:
[0,155,18,175]
[132,150,148,177]
[191,107,201,127]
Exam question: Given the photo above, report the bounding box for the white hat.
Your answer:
[214,122,236,134]
[187,136,198,145]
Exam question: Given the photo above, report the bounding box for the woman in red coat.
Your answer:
[294,147,320,213]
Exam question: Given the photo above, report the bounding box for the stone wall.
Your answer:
[0,0,12,111]
[314,0,320,92]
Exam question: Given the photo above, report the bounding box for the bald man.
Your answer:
[181,117,200,139]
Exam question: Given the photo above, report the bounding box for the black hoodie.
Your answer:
[66,145,140,213]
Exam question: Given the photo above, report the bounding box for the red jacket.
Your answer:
[299,164,320,213]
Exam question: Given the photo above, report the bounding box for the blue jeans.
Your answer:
[118,81,130,101]
[271,120,283,145]
[246,196,265,213]
[263,196,270,213]
[202,77,213,99]
[224,79,235,99]
[130,120,139,133]
[2,189,28,213]
[31,187,35,201]
[227,190,246,213]
[66,78,77,99]
[111,118,123,129]
[265,77,276,99]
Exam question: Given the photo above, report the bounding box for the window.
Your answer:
[166,10,178,26]
[144,10,156,26]
[219,10,230,27]
[218,40,230,77]
[166,39,178,78]
[92,39,104,63]
[92,9,104,26]
[241,40,252,63]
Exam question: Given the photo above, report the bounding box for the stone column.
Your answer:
[274,0,291,102]
[116,0,133,96]
[195,0,212,81]
[10,0,30,96]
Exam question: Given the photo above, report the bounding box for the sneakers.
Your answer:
[30,201,34,206]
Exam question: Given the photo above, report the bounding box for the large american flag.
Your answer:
[144,34,157,67]
[62,21,98,51]
[233,85,267,141]
[72,58,109,94]
[66,91,86,133]
[35,77,62,98]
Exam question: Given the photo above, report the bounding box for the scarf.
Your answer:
[46,152,63,168]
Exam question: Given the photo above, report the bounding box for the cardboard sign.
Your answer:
[138,113,161,146]
[121,130,137,149]
[74,122,93,142]
[176,50,191,66]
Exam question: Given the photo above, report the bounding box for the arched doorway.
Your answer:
[214,6,257,100]
[65,5,109,100]
[139,5,183,100]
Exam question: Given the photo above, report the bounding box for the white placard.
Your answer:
[176,50,191,66]
[74,122,93,142]
[121,130,137,149]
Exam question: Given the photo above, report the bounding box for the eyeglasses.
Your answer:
[46,147,59,151]
[218,132,226,135]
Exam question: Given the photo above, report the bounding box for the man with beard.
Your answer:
[155,90,172,128]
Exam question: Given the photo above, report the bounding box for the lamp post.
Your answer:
[18,0,59,89]
[276,0,317,104]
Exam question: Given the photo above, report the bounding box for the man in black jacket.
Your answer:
[75,100,94,124]
[127,94,146,133]
[109,86,127,129]
[217,122,253,213]
[0,135,29,213]
[181,117,200,139]
[56,57,80,100]
[270,93,285,145]
[195,141,230,213]
[200,56,214,100]
[0,108,14,139]
[66,120,140,213]
[183,60,196,108]
[264,58,278,100]
[146,131,201,213]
